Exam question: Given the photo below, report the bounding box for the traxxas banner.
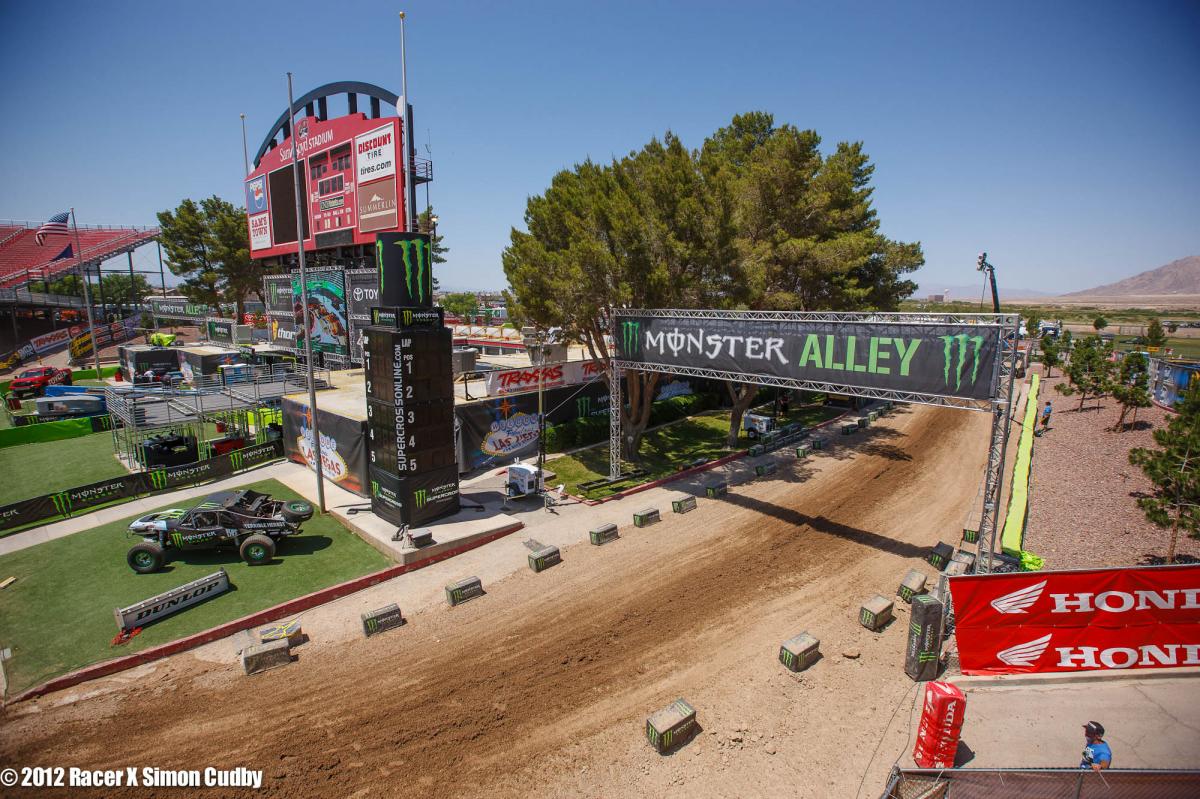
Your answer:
[950,564,1200,675]
[614,314,1002,401]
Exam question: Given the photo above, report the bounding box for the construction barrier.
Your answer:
[646,698,698,753]
[1001,374,1039,557]
[912,681,965,768]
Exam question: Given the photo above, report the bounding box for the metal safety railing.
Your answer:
[882,767,1200,799]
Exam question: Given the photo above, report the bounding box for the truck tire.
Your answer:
[127,541,165,574]
[240,534,275,565]
[280,500,314,523]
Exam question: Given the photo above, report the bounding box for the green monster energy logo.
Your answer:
[230,450,244,471]
[396,239,429,303]
[371,480,380,497]
[620,320,640,354]
[365,618,379,633]
[49,491,72,516]
[149,469,168,490]
[780,649,795,667]
[376,239,386,292]
[576,396,591,417]
[172,532,184,548]
[939,334,985,391]
[402,310,413,325]
[413,488,428,509]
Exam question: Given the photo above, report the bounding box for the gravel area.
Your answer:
[1022,367,1200,569]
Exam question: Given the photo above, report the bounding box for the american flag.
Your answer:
[35,211,70,245]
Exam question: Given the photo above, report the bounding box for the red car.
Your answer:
[8,366,72,398]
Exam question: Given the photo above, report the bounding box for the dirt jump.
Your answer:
[0,403,990,798]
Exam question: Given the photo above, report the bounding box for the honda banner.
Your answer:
[483,359,606,396]
[950,564,1200,675]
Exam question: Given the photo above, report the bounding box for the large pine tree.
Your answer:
[1129,382,1200,562]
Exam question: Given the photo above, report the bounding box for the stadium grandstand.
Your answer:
[0,219,159,290]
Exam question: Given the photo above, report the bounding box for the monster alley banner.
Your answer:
[614,313,1004,402]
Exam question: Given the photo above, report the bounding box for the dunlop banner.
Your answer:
[614,314,1003,401]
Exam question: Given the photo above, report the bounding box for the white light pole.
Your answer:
[399,11,415,232]
[240,113,250,177]
[288,72,326,514]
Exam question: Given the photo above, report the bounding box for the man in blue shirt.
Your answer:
[1080,721,1112,771]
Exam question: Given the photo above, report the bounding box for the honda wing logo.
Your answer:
[939,333,985,391]
[991,580,1046,614]
[620,320,640,355]
[996,633,1052,666]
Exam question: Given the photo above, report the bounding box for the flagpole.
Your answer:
[288,72,326,514]
[399,11,414,232]
[70,209,102,374]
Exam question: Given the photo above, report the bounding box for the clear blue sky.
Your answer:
[2,0,1197,294]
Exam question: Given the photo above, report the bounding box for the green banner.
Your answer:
[1001,373,1039,556]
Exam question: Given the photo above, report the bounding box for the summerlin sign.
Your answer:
[615,314,1002,402]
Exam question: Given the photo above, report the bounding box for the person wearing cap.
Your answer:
[1080,721,1111,771]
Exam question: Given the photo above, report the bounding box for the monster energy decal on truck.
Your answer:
[615,314,1003,401]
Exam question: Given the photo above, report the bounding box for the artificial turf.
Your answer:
[550,404,843,499]
[0,430,128,506]
[0,478,391,696]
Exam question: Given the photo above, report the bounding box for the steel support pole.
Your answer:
[609,362,622,479]
[976,324,1020,573]
[127,251,138,314]
[288,72,326,514]
[70,209,102,374]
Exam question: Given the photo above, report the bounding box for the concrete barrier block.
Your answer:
[528,545,562,573]
[646,698,698,753]
[257,618,303,646]
[898,570,928,603]
[409,528,434,548]
[445,576,484,606]
[942,559,969,578]
[671,494,697,514]
[634,507,661,527]
[590,523,619,546]
[242,638,292,675]
[779,632,820,672]
[841,422,857,435]
[868,410,879,422]
[951,550,976,570]
[810,436,824,450]
[361,603,406,637]
[961,528,979,544]
[748,444,765,457]
[860,595,894,631]
[794,444,811,459]
[705,482,728,498]
[755,462,778,477]
[928,542,954,569]
[856,416,870,429]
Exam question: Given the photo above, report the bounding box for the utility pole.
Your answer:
[69,209,102,374]
[399,11,415,232]
[288,72,326,514]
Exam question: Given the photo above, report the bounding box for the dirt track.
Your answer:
[0,404,990,798]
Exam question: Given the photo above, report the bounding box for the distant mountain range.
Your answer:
[1061,255,1200,297]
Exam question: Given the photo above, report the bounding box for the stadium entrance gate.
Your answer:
[608,309,1020,573]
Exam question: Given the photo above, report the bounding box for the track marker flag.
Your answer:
[35,211,71,245]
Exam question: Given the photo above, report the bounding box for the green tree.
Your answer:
[1025,311,1042,339]
[441,292,478,320]
[97,273,153,305]
[698,113,922,446]
[417,206,448,291]
[157,196,264,317]
[1111,352,1151,432]
[1055,335,1114,411]
[1145,317,1168,349]
[1128,382,1200,563]
[1093,315,1108,332]
[1039,334,1060,378]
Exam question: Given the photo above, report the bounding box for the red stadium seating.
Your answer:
[0,223,159,289]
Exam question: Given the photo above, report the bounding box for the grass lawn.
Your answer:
[552,404,843,499]
[0,430,128,506]
[0,478,391,696]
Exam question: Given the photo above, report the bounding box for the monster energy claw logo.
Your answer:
[365,618,379,633]
[230,450,244,471]
[413,488,428,509]
[939,334,985,390]
[371,480,380,497]
[50,491,72,516]
[396,239,429,303]
[576,396,591,417]
[620,320,640,354]
[149,469,168,490]
[172,532,184,548]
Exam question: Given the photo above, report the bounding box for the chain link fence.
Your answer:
[882,768,1200,799]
